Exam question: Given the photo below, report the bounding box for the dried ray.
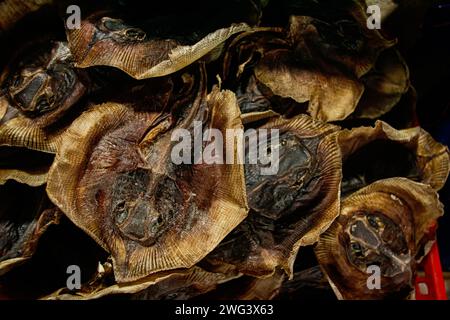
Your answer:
[339,120,450,195]
[0,41,88,153]
[222,28,308,122]
[0,38,178,153]
[66,9,252,79]
[222,25,364,122]
[315,178,444,300]
[205,115,341,277]
[255,48,364,122]
[288,14,393,79]
[236,73,307,124]
[47,79,248,282]
[222,27,286,83]
[44,263,238,300]
[223,2,395,122]
[274,245,335,300]
[1,41,86,123]
[0,181,61,276]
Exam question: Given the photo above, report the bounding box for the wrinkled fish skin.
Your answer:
[2,41,86,121]
[0,0,448,301]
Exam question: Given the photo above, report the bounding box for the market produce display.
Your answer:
[0,0,448,300]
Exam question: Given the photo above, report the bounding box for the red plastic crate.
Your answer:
[415,242,447,300]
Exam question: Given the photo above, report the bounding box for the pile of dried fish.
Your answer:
[0,0,448,300]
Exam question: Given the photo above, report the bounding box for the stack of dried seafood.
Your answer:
[0,0,448,300]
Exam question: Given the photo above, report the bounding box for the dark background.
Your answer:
[404,1,450,270]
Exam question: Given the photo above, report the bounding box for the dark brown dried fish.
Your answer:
[222,17,387,122]
[254,44,364,122]
[47,77,248,282]
[45,263,238,300]
[339,121,450,195]
[315,178,444,300]
[66,8,252,79]
[205,115,341,277]
[0,41,87,153]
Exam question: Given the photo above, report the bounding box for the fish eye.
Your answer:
[48,95,55,104]
[36,95,49,109]
[350,242,364,257]
[116,200,126,210]
[125,28,146,41]
[35,93,56,113]
[367,215,384,230]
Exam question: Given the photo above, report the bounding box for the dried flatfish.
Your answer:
[315,178,444,300]
[47,82,248,282]
[66,8,253,79]
[206,115,341,277]
[0,41,87,153]
[339,121,450,195]
[223,22,365,122]
[288,11,394,79]
[45,262,238,300]
[254,46,364,122]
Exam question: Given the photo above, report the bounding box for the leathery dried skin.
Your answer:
[288,13,394,79]
[277,266,333,299]
[205,115,341,277]
[0,41,87,153]
[339,120,450,194]
[223,27,364,122]
[1,41,86,122]
[66,11,251,79]
[315,178,444,300]
[47,87,248,282]
[221,29,305,123]
[45,264,238,300]
[254,48,364,122]
[0,182,61,276]
[198,268,285,300]
[129,266,240,300]
[232,8,394,122]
